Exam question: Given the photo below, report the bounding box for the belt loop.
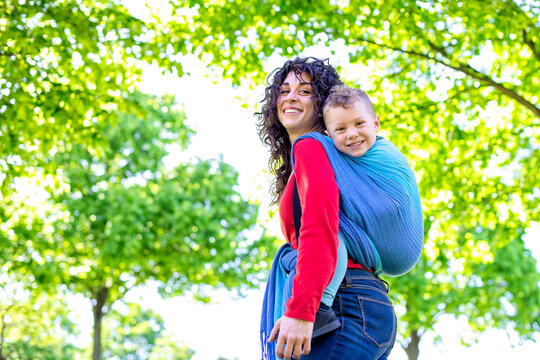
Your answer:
[345,270,352,288]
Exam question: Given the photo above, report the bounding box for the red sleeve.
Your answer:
[279,138,340,322]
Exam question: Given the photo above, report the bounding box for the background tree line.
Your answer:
[1,0,539,359]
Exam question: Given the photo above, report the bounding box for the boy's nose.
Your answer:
[346,129,358,139]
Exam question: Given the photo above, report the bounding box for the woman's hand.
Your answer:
[268,315,313,359]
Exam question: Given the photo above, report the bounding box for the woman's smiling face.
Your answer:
[277,71,316,142]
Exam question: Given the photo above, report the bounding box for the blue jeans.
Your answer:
[301,269,397,360]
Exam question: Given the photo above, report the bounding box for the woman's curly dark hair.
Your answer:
[256,57,342,204]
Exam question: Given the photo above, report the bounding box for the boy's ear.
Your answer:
[324,129,330,137]
[374,115,380,132]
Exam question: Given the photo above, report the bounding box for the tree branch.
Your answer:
[521,65,540,83]
[0,51,19,59]
[510,0,540,29]
[453,61,540,119]
[356,37,540,119]
[522,29,540,63]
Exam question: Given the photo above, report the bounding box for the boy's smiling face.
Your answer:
[324,101,380,157]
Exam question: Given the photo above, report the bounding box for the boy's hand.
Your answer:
[268,315,313,359]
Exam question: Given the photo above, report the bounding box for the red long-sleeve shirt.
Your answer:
[279,138,340,322]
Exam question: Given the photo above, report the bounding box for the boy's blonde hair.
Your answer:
[323,85,376,118]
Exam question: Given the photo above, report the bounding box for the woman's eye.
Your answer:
[280,89,289,94]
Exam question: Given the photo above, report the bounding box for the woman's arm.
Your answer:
[270,138,340,359]
[284,138,340,322]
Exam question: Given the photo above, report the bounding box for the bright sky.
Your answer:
[66,1,540,359]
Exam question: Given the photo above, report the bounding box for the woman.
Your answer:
[258,57,397,360]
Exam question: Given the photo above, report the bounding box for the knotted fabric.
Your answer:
[260,243,297,360]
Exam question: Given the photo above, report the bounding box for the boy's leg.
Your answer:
[313,236,347,338]
[321,236,348,307]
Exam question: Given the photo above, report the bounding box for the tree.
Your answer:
[158,0,540,358]
[0,0,181,192]
[4,92,273,360]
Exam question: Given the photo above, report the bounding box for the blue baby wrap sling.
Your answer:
[260,133,423,359]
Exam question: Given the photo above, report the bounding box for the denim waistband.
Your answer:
[340,268,389,293]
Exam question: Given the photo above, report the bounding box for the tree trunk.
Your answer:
[0,310,6,360]
[0,305,13,360]
[404,329,421,360]
[92,286,109,360]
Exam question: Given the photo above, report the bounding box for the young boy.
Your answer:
[311,85,423,336]
[314,85,381,325]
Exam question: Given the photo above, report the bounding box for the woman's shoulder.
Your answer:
[292,136,335,178]
[292,136,329,162]
[293,132,333,154]
[294,136,322,150]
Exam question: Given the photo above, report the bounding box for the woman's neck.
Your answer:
[289,126,320,144]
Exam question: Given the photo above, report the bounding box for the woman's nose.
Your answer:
[284,91,297,102]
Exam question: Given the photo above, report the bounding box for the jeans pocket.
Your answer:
[356,295,396,348]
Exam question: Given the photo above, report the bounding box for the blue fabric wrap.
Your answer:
[260,244,297,360]
[292,132,423,276]
[260,133,423,359]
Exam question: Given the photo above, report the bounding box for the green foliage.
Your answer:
[168,0,539,118]
[103,303,194,360]
[0,0,182,193]
[148,336,195,360]
[37,92,271,303]
[103,303,164,360]
[462,228,540,336]
[0,290,82,360]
